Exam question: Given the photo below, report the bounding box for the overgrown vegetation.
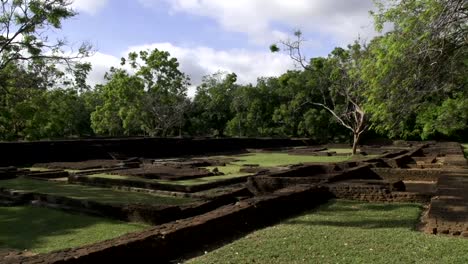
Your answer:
[188,200,468,264]
[0,206,147,253]
[0,177,194,205]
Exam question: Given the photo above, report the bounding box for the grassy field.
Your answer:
[0,177,195,205]
[188,200,468,264]
[230,153,352,167]
[0,206,147,253]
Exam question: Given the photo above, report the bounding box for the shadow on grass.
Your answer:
[283,200,421,230]
[0,177,192,205]
[0,206,145,253]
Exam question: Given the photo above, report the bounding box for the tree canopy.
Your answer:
[0,0,466,145]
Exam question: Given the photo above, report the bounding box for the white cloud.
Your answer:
[138,0,378,46]
[82,52,121,87]
[85,43,295,97]
[72,0,109,15]
[126,43,295,92]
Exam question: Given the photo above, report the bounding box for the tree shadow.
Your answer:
[283,200,421,230]
[0,206,144,253]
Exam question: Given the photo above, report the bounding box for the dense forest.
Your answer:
[0,0,466,149]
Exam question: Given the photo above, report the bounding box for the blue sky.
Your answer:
[65,0,378,95]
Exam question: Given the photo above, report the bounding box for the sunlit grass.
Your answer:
[27,167,52,172]
[230,153,351,167]
[188,200,468,264]
[0,206,147,253]
[0,177,194,205]
[322,148,354,154]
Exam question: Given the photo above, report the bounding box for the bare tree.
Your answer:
[271,31,368,155]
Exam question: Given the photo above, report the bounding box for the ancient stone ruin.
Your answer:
[0,138,466,263]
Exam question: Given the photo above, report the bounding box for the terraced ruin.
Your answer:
[0,138,467,263]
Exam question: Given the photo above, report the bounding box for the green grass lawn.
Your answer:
[188,200,468,264]
[0,206,147,253]
[0,177,195,205]
[230,153,351,167]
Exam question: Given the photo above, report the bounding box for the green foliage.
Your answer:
[226,78,282,137]
[90,48,190,137]
[0,0,91,71]
[364,0,468,139]
[0,206,147,253]
[91,68,145,136]
[191,72,237,136]
[0,61,94,140]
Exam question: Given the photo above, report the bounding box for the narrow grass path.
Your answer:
[0,206,147,253]
[188,200,468,264]
[0,177,194,205]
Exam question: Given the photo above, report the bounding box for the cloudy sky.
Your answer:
[65,0,379,96]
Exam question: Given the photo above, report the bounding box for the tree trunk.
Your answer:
[352,132,360,155]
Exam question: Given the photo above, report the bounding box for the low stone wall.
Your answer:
[382,145,426,168]
[371,168,442,181]
[246,164,385,195]
[69,174,250,193]
[423,176,468,237]
[27,170,69,179]
[328,181,431,203]
[0,137,315,166]
[4,185,332,264]
[0,188,249,225]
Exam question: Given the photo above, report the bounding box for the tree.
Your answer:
[0,61,94,140]
[90,68,145,136]
[125,49,190,137]
[91,49,190,137]
[227,78,283,137]
[0,0,91,73]
[271,31,370,154]
[363,0,467,139]
[192,72,237,137]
